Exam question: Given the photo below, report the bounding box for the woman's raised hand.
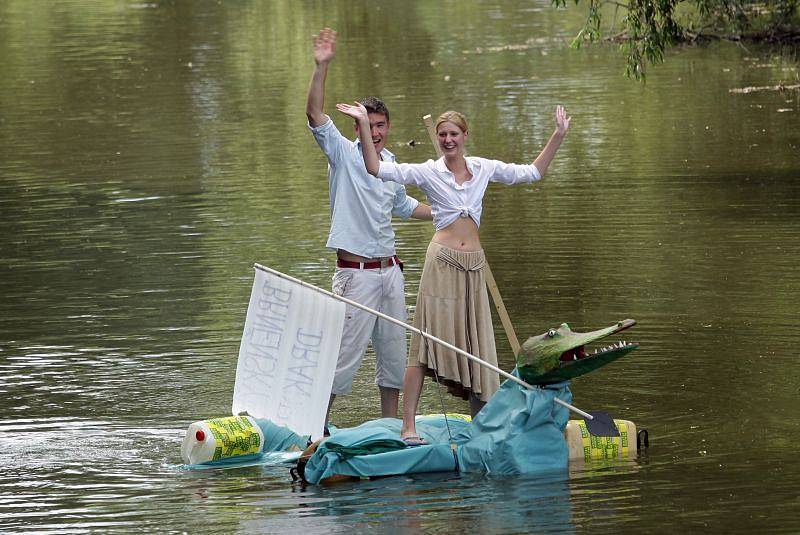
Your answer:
[336,101,368,122]
[555,105,571,136]
[532,105,571,177]
[337,101,379,175]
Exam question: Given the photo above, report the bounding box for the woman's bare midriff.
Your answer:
[432,217,482,252]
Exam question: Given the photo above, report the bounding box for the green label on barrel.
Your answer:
[206,416,262,461]
[577,420,629,461]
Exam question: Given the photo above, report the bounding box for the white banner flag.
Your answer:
[232,267,345,440]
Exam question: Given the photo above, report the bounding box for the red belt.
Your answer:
[337,255,403,271]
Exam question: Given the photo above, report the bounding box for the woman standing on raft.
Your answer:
[337,102,570,445]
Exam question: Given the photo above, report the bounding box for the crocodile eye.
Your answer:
[548,329,557,337]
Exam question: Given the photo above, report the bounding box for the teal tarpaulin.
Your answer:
[302,378,572,484]
[255,419,311,452]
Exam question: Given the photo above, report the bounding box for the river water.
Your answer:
[1,1,799,533]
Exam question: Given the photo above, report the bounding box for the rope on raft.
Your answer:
[424,333,460,473]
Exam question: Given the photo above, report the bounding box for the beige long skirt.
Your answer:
[410,241,500,402]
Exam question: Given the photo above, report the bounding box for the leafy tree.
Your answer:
[554,0,800,79]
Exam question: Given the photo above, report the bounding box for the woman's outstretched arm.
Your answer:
[532,105,571,178]
[336,101,380,176]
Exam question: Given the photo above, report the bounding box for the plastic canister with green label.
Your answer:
[181,415,265,465]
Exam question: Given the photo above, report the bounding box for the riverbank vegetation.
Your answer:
[555,0,800,79]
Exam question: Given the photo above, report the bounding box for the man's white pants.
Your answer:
[331,264,407,394]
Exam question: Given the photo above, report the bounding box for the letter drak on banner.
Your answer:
[232,265,345,440]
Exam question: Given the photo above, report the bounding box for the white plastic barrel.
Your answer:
[565,419,639,462]
[181,415,265,465]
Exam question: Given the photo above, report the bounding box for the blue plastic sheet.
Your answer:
[454,379,572,475]
[302,379,572,484]
[255,419,310,452]
[304,416,468,482]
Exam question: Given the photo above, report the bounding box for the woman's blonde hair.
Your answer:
[435,111,468,134]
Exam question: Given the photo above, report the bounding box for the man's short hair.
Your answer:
[359,96,389,122]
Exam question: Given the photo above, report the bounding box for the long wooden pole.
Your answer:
[254,263,593,420]
[421,114,522,356]
[422,114,441,157]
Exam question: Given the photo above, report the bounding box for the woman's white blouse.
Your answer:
[377,156,541,230]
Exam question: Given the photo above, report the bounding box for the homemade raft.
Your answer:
[181,378,648,483]
[180,265,648,481]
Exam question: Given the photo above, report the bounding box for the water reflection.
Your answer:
[236,471,575,534]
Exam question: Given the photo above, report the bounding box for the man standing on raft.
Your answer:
[305,28,432,426]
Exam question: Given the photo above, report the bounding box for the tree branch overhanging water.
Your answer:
[552,0,800,80]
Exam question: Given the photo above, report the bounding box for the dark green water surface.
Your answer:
[1,1,799,533]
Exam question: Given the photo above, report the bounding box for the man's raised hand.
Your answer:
[313,28,337,65]
[555,105,571,136]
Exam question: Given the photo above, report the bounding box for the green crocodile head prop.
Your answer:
[516,319,638,385]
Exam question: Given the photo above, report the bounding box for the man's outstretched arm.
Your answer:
[306,28,337,128]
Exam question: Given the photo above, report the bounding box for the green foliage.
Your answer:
[553,0,800,80]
